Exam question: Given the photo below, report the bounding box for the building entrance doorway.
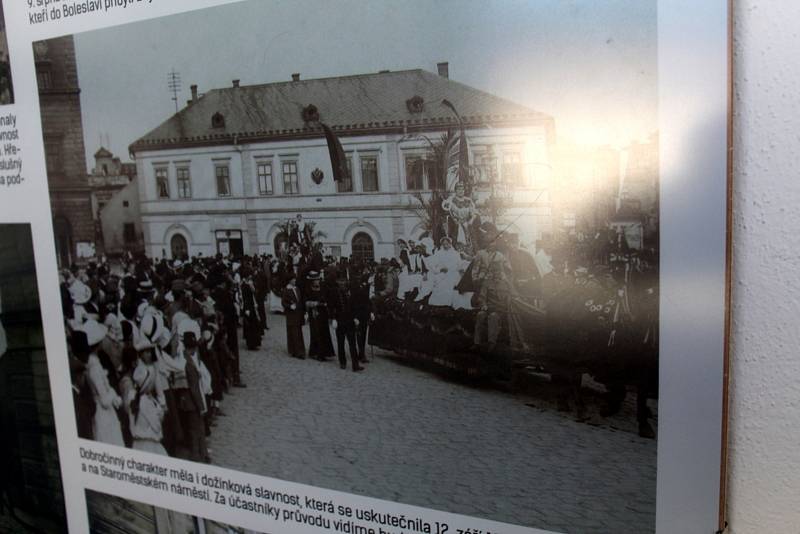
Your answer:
[170,234,188,260]
[351,232,374,263]
[216,230,243,258]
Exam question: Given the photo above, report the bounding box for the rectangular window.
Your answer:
[361,156,379,192]
[282,161,299,194]
[215,165,231,197]
[155,167,170,198]
[176,167,192,198]
[43,136,63,174]
[405,156,425,191]
[257,161,273,195]
[502,152,523,185]
[336,157,353,193]
[123,223,137,243]
[474,152,496,186]
[36,68,52,91]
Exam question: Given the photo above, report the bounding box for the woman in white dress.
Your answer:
[80,319,125,446]
[129,355,168,456]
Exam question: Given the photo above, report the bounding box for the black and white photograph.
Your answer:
[85,489,261,533]
[0,224,67,533]
[36,1,659,532]
[0,3,14,105]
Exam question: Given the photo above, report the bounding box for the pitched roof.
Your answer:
[94,146,113,158]
[130,69,552,153]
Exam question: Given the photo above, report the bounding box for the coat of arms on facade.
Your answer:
[311,168,324,184]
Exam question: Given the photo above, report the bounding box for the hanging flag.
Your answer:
[441,99,471,192]
[320,123,348,182]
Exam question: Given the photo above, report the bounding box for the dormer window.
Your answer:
[406,95,424,113]
[301,104,319,123]
[211,112,225,128]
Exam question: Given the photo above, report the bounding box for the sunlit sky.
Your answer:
[75,0,656,168]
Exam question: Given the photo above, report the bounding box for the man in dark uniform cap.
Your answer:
[328,268,364,372]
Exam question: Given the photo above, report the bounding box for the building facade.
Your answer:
[130,68,555,261]
[88,147,143,256]
[34,35,94,266]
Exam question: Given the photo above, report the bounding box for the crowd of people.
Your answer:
[63,207,655,459]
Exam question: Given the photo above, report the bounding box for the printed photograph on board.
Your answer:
[0,224,67,532]
[0,3,13,106]
[86,489,262,533]
[34,1,659,532]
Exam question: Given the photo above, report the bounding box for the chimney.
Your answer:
[190,84,198,102]
[291,73,300,82]
[186,99,193,107]
[232,79,240,88]
[437,62,449,79]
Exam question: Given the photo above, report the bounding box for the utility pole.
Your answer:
[167,69,181,114]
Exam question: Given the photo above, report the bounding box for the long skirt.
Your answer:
[308,314,334,359]
[93,404,124,446]
[286,324,305,357]
[133,439,168,456]
[244,313,262,350]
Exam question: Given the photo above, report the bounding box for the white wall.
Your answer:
[728,1,800,532]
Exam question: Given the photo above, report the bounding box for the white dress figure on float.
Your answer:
[428,236,463,307]
[441,181,478,248]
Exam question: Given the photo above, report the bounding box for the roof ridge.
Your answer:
[208,68,426,93]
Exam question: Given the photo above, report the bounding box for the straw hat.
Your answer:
[69,280,92,305]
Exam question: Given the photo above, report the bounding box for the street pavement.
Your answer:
[208,313,657,534]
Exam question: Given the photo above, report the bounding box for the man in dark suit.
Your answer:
[281,272,306,358]
[254,257,270,331]
[178,320,209,463]
[328,268,364,372]
[351,266,373,363]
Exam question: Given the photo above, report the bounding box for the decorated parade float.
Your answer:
[360,128,660,438]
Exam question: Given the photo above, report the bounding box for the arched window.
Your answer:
[351,232,374,264]
[170,234,188,260]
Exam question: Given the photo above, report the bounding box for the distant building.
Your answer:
[618,133,659,247]
[549,143,621,240]
[34,36,94,266]
[88,147,143,256]
[129,66,555,260]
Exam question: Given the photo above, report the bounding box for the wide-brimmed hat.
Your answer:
[140,312,167,345]
[137,279,154,294]
[177,318,201,340]
[69,280,92,305]
[133,364,155,392]
[75,319,108,347]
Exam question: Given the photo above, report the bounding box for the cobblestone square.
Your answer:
[208,314,656,534]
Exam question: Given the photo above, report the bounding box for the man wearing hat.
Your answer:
[472,233,524,352]
[328,268,364,372]
[305,270,335,361]
[176,318,210,463]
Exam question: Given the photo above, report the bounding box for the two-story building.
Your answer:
[129,65,555,261]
